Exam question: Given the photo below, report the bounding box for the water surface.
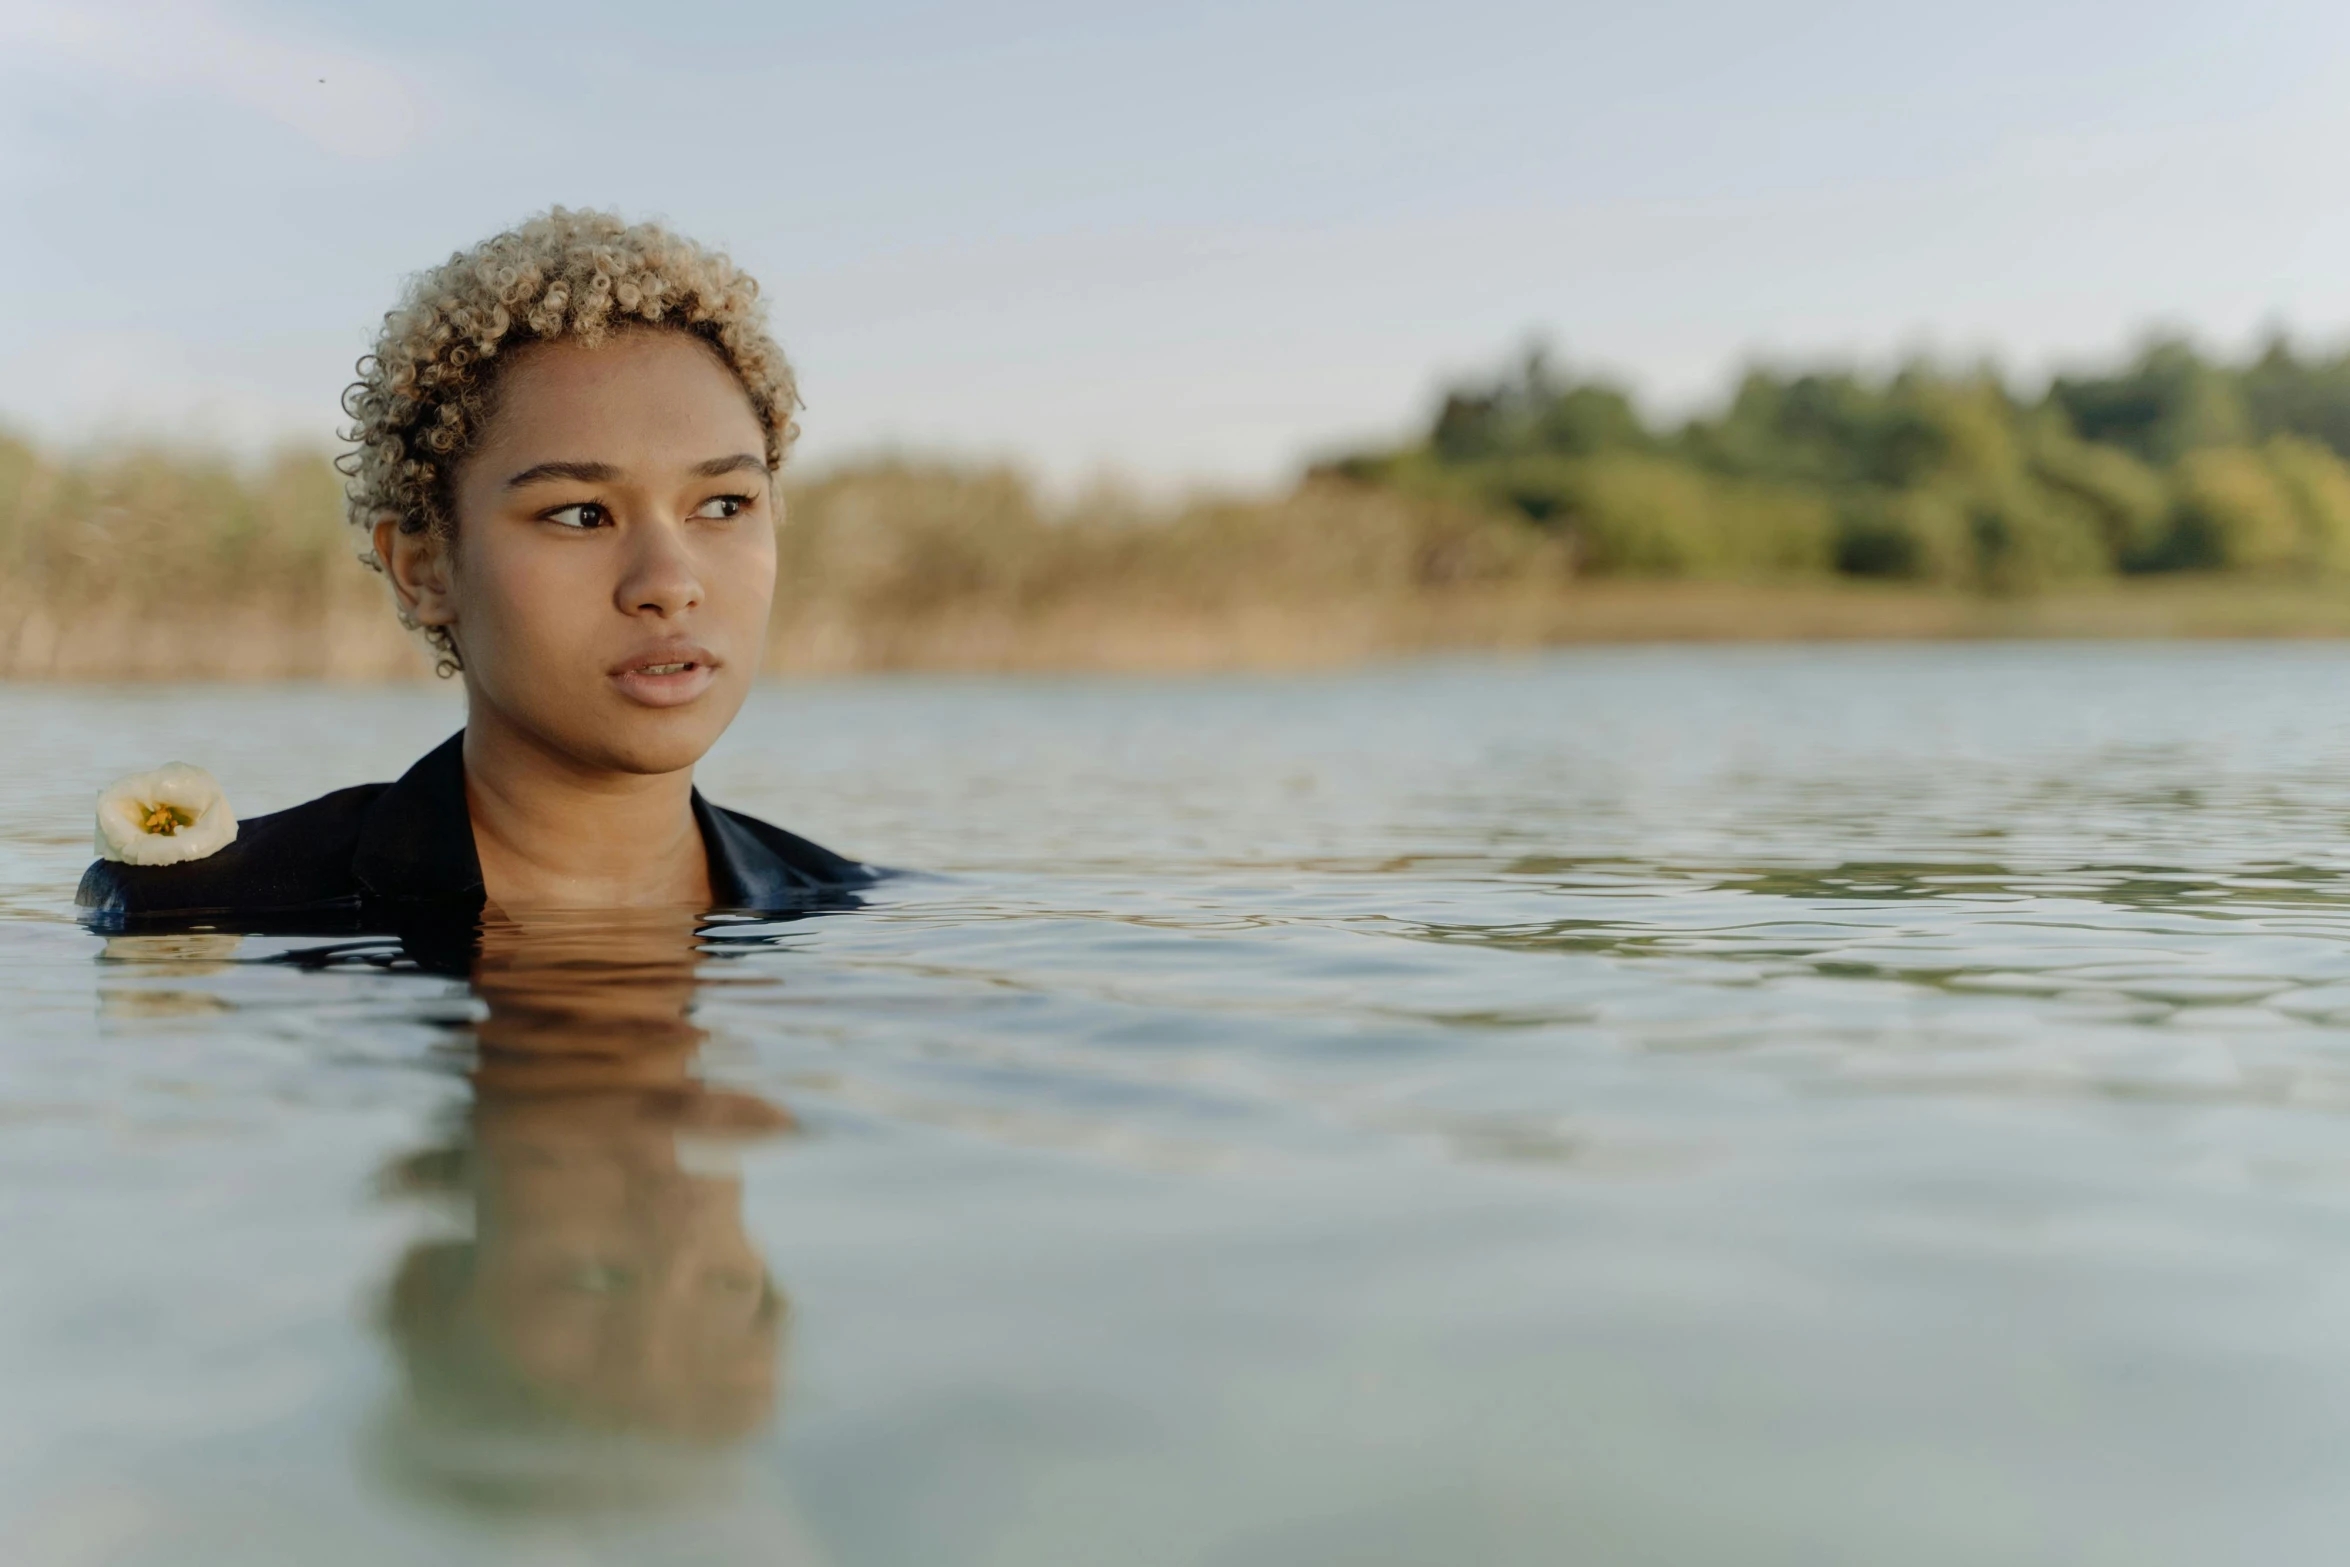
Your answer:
[10,645,2350,1564]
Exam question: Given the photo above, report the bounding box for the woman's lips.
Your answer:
[609,647,719,707]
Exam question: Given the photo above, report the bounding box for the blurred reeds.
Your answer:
[0,435,1582,679]
[0,436,420,680]
[18,330,2350,680]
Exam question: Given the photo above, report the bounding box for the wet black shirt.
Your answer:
[76,731,875,931]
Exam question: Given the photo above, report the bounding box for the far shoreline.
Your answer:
[12,577,2350,682]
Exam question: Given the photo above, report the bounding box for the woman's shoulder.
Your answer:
[76,735,886,924]
[76,783,390,923]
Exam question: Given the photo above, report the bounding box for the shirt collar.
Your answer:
[352,731,482,906]
[351,729,819,912]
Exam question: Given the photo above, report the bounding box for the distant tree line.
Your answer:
[1317,336,2350,587]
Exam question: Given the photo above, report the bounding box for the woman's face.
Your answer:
[393,329,778,777]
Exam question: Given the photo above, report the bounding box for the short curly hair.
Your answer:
[340,208,799,666]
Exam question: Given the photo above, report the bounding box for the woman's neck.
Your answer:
[460,712,712,911]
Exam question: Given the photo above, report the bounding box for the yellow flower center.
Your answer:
[139,802,195,836]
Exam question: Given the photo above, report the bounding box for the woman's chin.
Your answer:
[588,694,743,776]
[595,724,726,777]
[471,671,747,778]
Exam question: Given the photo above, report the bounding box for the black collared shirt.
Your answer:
[77,731,875,930]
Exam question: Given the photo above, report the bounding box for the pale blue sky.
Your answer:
[4,0,2350,484]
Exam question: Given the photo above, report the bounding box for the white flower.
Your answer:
[94,763,238,866]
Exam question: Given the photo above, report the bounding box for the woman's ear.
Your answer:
[371,515,458,632]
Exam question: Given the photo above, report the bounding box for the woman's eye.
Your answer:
[693,494,749,520]
[544,502,610,530]
[560,1261,636,1296]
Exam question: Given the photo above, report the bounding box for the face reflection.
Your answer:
[471,1080,778,1439]
[384,909,790,1448]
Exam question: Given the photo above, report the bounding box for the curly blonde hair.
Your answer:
[340,208,799,667]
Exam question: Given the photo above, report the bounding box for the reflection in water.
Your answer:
[96,932,245,1017]
[1400,854,2350,1007]
[371,909,792,1513]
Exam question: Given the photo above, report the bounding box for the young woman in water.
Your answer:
[79,209,870,924]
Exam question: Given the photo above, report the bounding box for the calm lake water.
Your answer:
[12,645,2350,1563]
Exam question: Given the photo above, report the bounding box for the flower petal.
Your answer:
[94,764,239,866]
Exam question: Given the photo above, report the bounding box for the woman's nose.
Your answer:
[615,517,705,617]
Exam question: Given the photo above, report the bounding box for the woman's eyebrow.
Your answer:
[505,459,619,490]
[692,453,768,479]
